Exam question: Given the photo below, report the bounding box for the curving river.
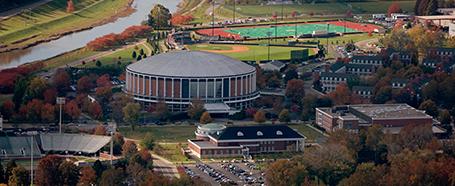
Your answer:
[0,0,181,70]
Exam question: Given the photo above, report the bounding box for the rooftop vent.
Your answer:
[276,130,283,135]
[237,131,244,136]
[257,131,263,136]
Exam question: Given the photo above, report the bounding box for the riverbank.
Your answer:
[0,0,134,53]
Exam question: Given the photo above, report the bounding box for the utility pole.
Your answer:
[212,0,215,37]
[233,0,236,24]
[56,97,66,134]
[110,131,114,165]
[267,31,272,61]
[30,135,33,186]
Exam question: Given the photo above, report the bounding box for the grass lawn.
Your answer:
[42,47,98,70]
[0,0,131,48]
[153,143,194,163]
[119,125,197,142]
[220,1,415,17]
[188,44,315,61]
[83,43,150,68]
[288,124,326,142]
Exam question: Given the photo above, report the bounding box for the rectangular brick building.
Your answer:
[188,125,306,158]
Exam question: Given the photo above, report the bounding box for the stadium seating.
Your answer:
[0,136,41,158]
[40,133,111,154]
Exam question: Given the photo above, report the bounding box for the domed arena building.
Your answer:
[125,51,260,112]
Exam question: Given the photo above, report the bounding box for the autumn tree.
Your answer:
[41,103,55,122]
[278,109,290,123]
[199,111,213,124]
[141,133,155,151]
[35,155,63,186]
[53,68,70,92]
[99,168,125,186]
[254,110,266,123]
[147,4,171,29]
[110,93,133,123]
[8,166,29,186]
[266,159,308,186]
[65,100,81,120]
[5,160,17,183]
[303,144,356,185]
[285,79,305,105]
[59,161,79,186]
[387,2,402,16]
[187,99,206,120]
[328,83,352,105]
[113,132,125,155]
[152,101,169,121]
[0,160,4,184]
[123,102,141,130]
[1,100,15,120]
[122,141,138,159]
[23,99,43,122]
[77,76,94,93]
[284,64,299,83]
[339,163,386,186]
[94,124,106,135]
[66,0,74,13]
[78,166,97,186]
[439,109,452,134]
[43,88,57,104]
[88,102,103,120]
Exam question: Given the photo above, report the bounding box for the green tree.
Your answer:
[199,111,213,124]
[7,166,29,186]
[123,103,141,130]
[132,51,137,59]
[147,4,171,29]
[419,99,438,117]
[141,133,155,151]
[278,109,290,123]
[25,77,48,100]
[439,109,453,134]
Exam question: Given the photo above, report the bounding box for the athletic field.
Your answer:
[196,21,381,40]
[225,24,357,38]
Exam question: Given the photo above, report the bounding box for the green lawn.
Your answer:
[288,124,326,142]
[0,0,131,49]
[82,43,150,68]
[119,125,197,142]
[220,1,415,17]
[153,143,194,163]
[42,47,98,70]
[188,44,315,61]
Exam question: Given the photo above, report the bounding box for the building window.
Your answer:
[276,130,283,135]
[257,131,263,136]
[237,131,244,136]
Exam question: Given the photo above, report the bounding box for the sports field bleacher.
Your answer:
[40,133,111,154]
[0,136,41,158]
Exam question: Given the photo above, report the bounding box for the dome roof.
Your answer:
[127,51,255,78]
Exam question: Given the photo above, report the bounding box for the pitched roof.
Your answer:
[320,72,358,79]
[210,125,305,140]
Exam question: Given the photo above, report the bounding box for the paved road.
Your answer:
[152,153,180,178]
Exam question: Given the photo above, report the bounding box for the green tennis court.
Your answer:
[224,24,357,38]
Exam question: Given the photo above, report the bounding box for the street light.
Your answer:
[56,97,66,134]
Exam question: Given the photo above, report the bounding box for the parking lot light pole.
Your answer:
[267,31,272,61]
[56,97,66,134]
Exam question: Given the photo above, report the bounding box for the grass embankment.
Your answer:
[220,1,415,18]
[82,42,152,68]
[42,48,98,70]
[154,143,194,163]
[0,0,131,50]
[188,44,315,61]
[119,124,324,142]
[119,125,197,142]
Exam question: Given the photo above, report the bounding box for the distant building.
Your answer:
[390,13,410,21]
[345,63,376,76]
[315,104,438,133]
[319,72,358,92]
[351,55,384,66]
[352,86,373,99]
[259,61,286,71]
[188,125,305,158]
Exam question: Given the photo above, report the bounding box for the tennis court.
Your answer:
[224,23,357,38]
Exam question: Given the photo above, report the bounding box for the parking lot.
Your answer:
[182,159,265,186]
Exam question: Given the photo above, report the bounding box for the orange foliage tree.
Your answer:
[171,14,193,25]
[66,0,75,13]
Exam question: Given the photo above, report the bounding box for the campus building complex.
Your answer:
[316,104,438,133]
[188,125,306,158]
[125,51,260,112]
